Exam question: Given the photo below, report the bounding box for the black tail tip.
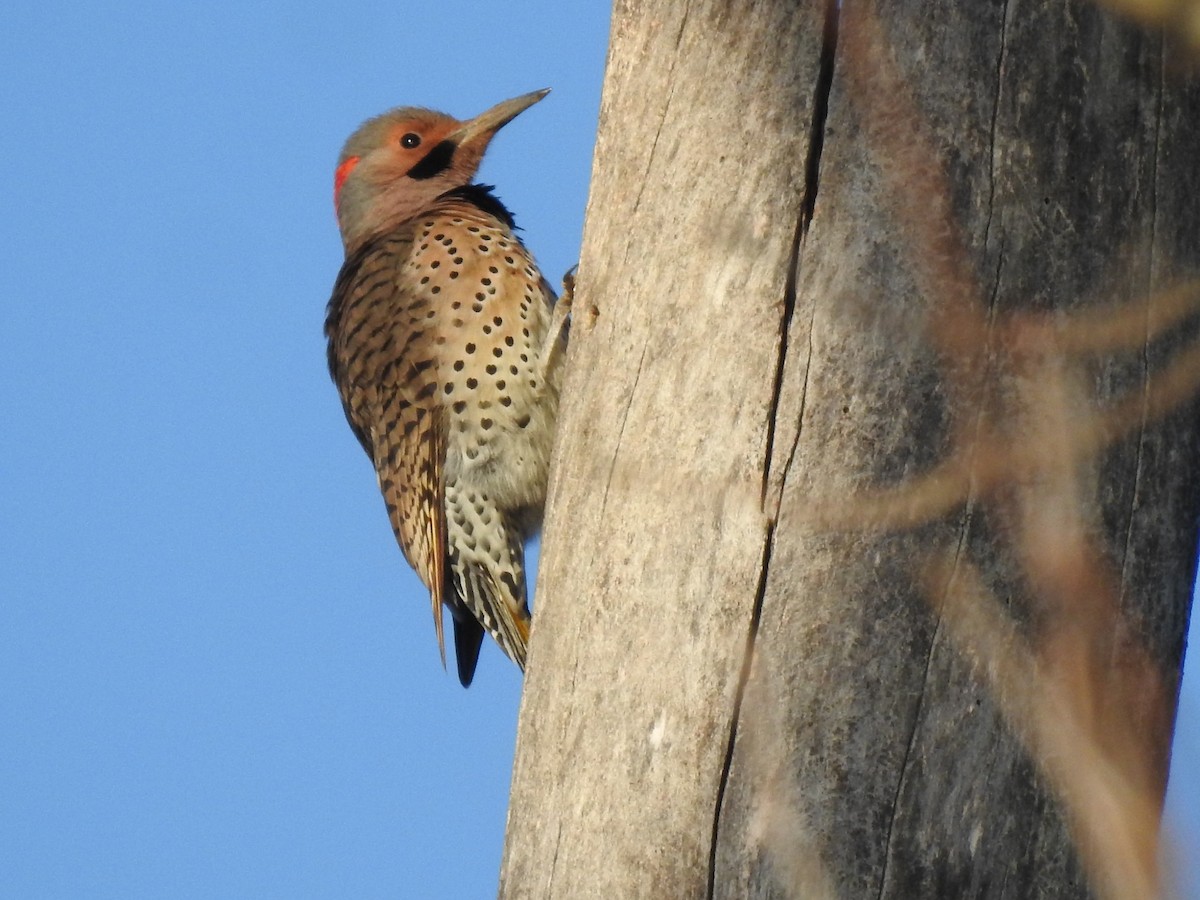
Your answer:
[453,617,485,688]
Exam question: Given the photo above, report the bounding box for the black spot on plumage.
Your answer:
[500,571,521,598]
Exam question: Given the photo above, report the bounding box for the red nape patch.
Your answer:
[333,156,361,209]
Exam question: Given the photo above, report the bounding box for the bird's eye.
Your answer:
[401,133,421,149]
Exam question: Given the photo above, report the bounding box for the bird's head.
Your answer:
[333,88,549,255]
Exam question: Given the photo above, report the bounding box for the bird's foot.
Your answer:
[538,264,577,382]
[559,264,577,313]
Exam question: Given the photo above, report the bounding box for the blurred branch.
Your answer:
[924,549,1165,900]
[1093,0,1200,49]
[803,320,1200,531]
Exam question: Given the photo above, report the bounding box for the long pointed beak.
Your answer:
[449,88,550,146]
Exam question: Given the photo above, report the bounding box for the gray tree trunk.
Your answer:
[500,2,1200,898]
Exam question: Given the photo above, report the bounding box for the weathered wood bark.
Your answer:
[501,1,1200,898]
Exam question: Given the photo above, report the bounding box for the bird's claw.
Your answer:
[560,264,578,311]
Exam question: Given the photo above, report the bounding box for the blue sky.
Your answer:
[0,2,1195,897]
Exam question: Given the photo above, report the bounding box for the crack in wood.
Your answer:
[874,530,965,899]
[706,2,841,895]
[599,344,647,518]
[980,0,1009,271]
[872,5,1008,892]
[760,0,839,515]
[760,216,806,514]
[706,518,778,899]
[1116,38,1166,616]
[546,821,564,896]
[631,4,688,218]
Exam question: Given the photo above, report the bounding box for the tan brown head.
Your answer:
[333,89,549,255]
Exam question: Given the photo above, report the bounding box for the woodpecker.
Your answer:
[325,89,568,686]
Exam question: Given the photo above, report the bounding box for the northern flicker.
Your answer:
[325,89,568,686]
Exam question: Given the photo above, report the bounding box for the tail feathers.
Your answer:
[443,487,533,683]
[456,562,530,673]
[451,612,485,687]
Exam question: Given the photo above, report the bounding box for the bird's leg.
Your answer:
[538,264,576,383]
